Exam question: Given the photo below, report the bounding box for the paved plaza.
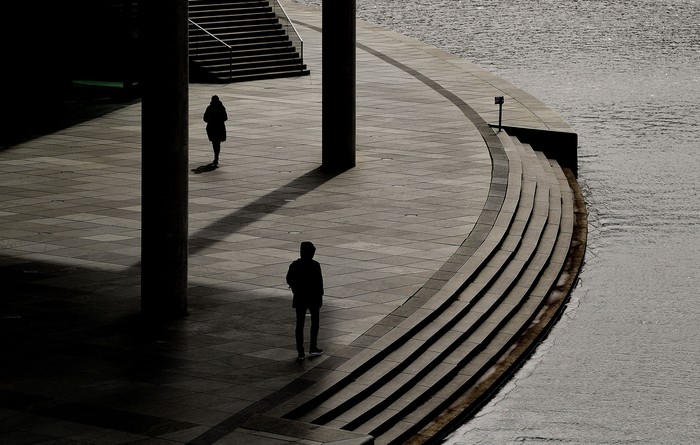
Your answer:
[0,3,575,444]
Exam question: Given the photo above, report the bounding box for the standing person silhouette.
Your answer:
[203,95,228,167]
[286,241,324,361]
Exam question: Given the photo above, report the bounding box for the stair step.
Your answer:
[190,3,270,13]
[195,53,301,69]
[191,43,296,56]
[403,154,578,445]
[363,225,564,440]
[282,138,534,398]
[190,0,269,7]
[197,54,301,68]
[191,28,285,41]
[190,7,274,19]
[190,40,293,55]
[192,21,276,31]
[208,69,311,83]
[204,62,308,78]
[190,21,282,34]
[282,133,526,424]
[191,17,279,30]
[340,167,556,435]
[279,133,581,444]
[188,0,308,83]
[192,34,290,47]
[190,21,284,35]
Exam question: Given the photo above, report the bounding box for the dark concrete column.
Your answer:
[140,0,189,319]
[322,0,356,172]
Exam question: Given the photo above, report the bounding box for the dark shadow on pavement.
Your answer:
[0,84,140,151]
[0,257,203,438]
[0,255,308,443]
[188,166,341,256]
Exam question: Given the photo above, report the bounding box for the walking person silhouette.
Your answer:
[203,95,227,167]
[286,242,324,361]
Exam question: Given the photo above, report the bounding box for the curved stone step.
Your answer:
[280,132,526,424]
[277,132,580,445]
[341,140,560,440]
[297,173,543,425]
[363,150,567,445]
[401,162,580,445]
[282,136,558,434]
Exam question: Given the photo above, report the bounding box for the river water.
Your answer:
[291,1,700,443]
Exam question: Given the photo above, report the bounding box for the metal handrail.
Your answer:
[270,0,305,68]
[188,1,306,81]
[188,19,233,80]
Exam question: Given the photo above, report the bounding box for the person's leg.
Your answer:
[295,306,307,358]
[309,307,321,355]
[212,141,220,165]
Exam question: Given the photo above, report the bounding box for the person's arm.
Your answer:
[286,261,297,290]
[316,263,324,297]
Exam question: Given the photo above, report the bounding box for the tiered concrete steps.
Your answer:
[278,134,578,445]
[189,0,310,83]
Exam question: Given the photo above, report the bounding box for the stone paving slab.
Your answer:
[0,2,574,444]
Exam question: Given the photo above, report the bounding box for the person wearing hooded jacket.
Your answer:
[286,241,324,360]
[203,95,228,167]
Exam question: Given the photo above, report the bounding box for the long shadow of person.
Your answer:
[188,166,341,255]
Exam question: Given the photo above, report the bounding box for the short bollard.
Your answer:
[495,96,504,132]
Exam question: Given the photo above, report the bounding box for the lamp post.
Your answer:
[495,96,504,132]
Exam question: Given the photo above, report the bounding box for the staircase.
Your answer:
[277,133,587,445]
[189,0,310,83]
